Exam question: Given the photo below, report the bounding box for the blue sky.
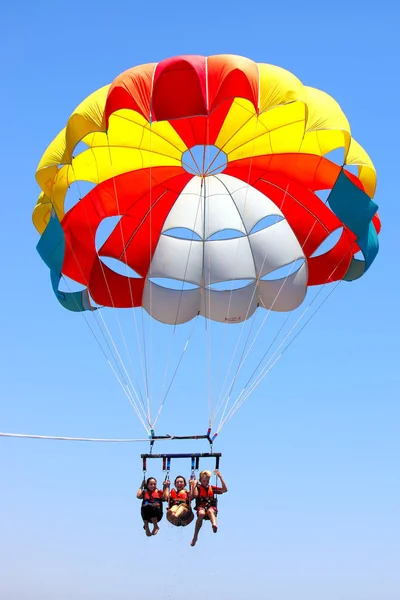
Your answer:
[0,1,399,599]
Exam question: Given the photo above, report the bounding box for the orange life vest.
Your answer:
[142,489,163,506]
[195,484,217,508]
[170,488,189,506]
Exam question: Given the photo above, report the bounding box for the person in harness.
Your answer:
[165,475,195,527]
[137,477,168,537]
[190,469,228,547]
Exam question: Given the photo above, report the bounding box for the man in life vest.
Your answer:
[137,477,169,536]
[165,475,194,527]
[190,469,228,547]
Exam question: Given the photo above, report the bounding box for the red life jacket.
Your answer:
[195,484,217,508]
[170,488,189,506]
[142,489,163,505]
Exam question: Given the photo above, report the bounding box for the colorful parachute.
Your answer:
[33,54,379,324]
[33,55,380,434]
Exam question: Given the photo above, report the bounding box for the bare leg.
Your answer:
[167,507,179,526]
[143,520,151,537]
[175,505,188,522]
[190,511,205,547]
[151,517,159,535]
[207,508,218,533]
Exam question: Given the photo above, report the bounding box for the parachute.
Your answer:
[33,54,380,440]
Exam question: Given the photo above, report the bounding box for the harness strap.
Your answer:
[195,485,217,510]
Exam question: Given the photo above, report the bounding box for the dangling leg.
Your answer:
[143,520,152,537]
[207,508,218,533]
[190,509,205,547]
[141,507,152,537]
[151,516,160,535]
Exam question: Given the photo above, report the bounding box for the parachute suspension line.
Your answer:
[202,143,216,420]
[59,275,150,434]
[54,168,150,433]
[131,307,150,424]
[106,131,151,422]
[148,117,154,421]
[140,311,151,423]
[70,158,150,424]
[157,171,206,414]
[103,351,152,433]
[217,247,350,433]
[215,186,299,427]
[214,176,333,427]
[152,316,199,429]
[145,116,203,429]
[215,181,338,431]
[207,123,257,423]
[210,173,266,425]
[202,119,214,421]
[209,114,262,426]
[95,310,151,427]
[104,132,153,425]
[218,278,343,432]
[206,309,213,421]
[212,110,330,426]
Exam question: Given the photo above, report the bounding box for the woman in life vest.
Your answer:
[137,477,168,536]
[165,475,195,527]
[190,469,228,547]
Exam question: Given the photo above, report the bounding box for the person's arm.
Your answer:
[189,478,198,500]
[214,470,228,493]
[162,480,170,502]
[137,479,145,499]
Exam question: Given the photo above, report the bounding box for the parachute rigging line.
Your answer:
[68,163,152,431]
[216,165,362,428]
[155,160,208,420]
[209,115,261,424]
[217,274,344,433]
[60,269,151,433]
[103,136,152,424]
[212,217,306,425]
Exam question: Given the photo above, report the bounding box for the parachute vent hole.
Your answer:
[207,279,255,292]
[353,249,364,260]
[72,140,90,157]
[182,145,227,176]
[163,228,202,241]
[323,147,345,167]
[315,189,330,203]
[261,259,305,281]
[311,228,344,257]
[149,277,200,291]
[59,275,87,294]
[207,229,245,241]
[250,215,284,234]
[344,164,359,176]
[95,216,123,252]
[99,257,141,278]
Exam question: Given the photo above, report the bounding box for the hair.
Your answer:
[199,470,212,479]
[146,477,157,488]
[174,475,187,486]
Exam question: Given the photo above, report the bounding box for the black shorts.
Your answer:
[141,503,163,522]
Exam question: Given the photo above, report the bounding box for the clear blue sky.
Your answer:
[0,1,398,599]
